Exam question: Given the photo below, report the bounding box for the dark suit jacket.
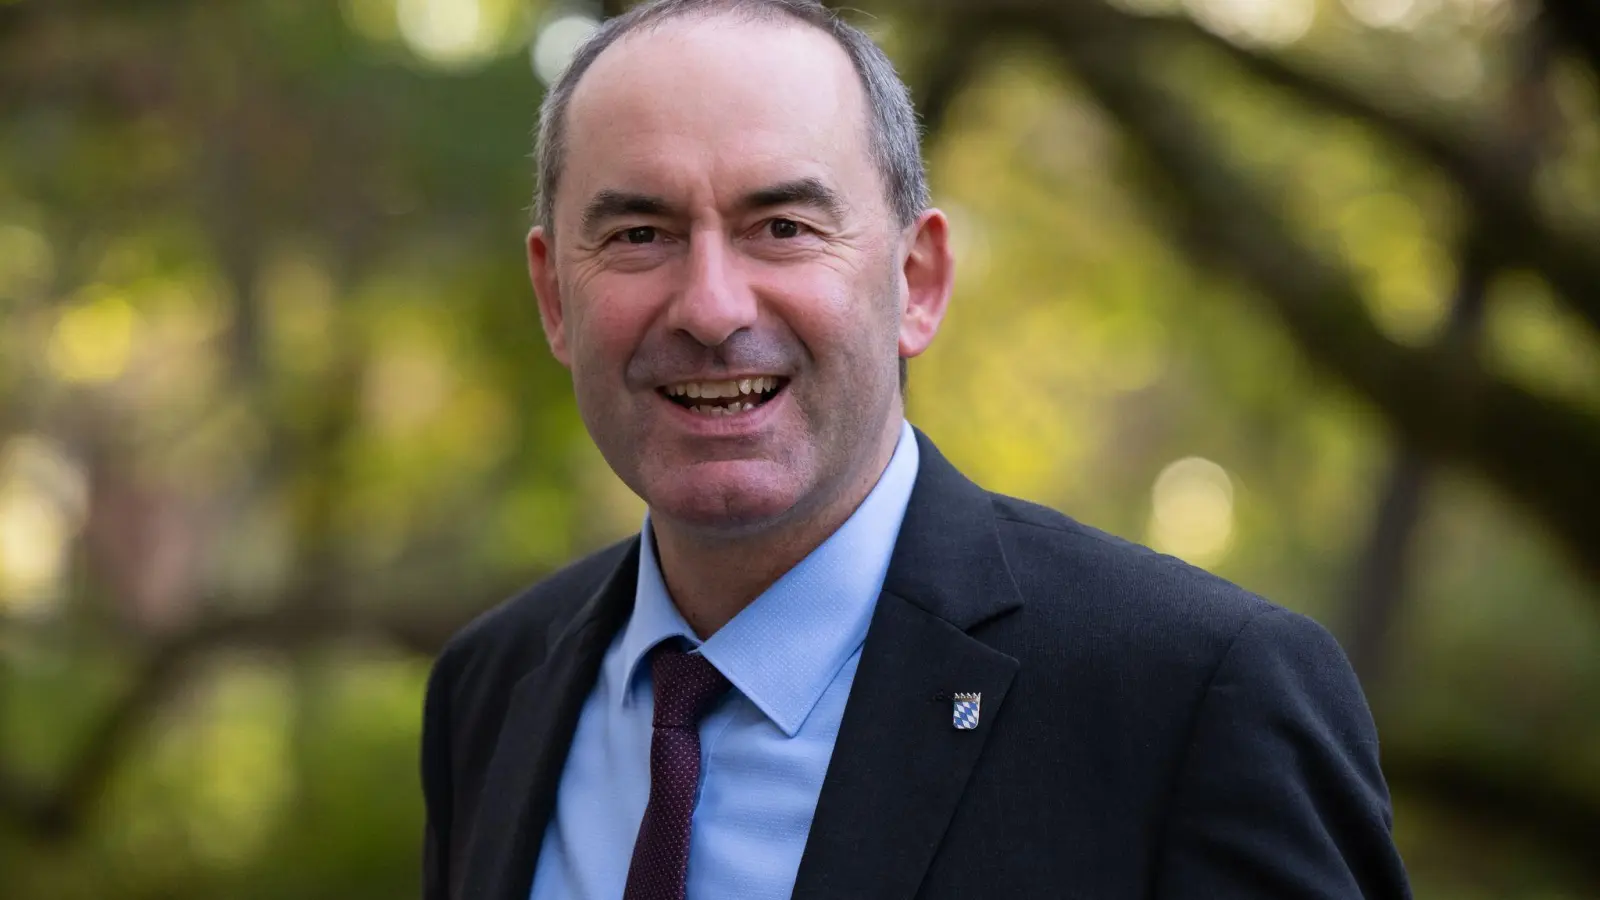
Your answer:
[421,431,1411,899]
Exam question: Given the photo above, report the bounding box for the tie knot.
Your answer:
[650,644,731,729]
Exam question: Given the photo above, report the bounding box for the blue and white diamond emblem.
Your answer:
[952,692,981,730]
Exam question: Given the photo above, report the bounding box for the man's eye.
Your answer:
[620,227,657,244]
[768,219,803,239]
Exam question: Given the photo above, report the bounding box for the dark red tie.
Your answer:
[622,643,731,900]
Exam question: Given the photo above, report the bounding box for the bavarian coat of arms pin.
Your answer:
[952,692,981,730]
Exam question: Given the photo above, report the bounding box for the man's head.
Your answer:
[526,0,954,539]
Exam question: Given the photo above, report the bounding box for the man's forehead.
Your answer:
[558,15,874,213]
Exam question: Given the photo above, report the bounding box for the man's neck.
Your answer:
[650,420,904,639]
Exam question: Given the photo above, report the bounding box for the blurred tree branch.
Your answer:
[906,10,996,142]
[1345,19,1560,690]
[859,0,1600,331]
[1540,0,1600,72]
[0,0,190,116]
[988,6,1600,587]
[1384,743,1600,885]
[1124,8,1600,336]
[0,575,531,843]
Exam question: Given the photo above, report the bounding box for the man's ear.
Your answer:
[527,226,571,367]
[898,209,955,361]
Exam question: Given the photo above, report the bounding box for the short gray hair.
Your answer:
[533,0,929,233]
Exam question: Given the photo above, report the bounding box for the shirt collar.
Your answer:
[610,419,921,737]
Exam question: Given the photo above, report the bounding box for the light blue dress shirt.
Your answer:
[529,420,920,900]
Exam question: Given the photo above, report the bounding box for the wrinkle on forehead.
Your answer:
[556,15,879,229]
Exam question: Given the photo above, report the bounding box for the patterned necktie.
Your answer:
[622,642,732,900]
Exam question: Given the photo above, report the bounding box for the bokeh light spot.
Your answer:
[397,0,508,67]
[1148,456,1236,567]
[47,288,138,384]
[363,345,455,435]
[1341,0,1433,30]
[533,14,600,86]
[0,435,86,613]
[1339,192,1450,345]
[1185,0,1316,47]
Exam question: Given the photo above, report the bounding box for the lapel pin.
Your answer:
[952,692,981,730]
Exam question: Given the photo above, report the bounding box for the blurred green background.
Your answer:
[2,0,1598,897]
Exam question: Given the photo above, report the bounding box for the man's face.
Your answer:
[528,17,950,535]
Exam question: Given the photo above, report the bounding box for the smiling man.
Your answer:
[419,1,1411,898]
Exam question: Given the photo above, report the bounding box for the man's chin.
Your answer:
[643,468,803,535]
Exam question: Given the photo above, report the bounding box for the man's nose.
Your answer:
[665,232,757,347]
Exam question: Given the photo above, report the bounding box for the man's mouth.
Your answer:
[659,376,787,416]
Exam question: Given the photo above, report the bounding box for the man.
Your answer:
[420,0,1411,897]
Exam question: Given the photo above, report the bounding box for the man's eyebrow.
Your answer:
[740,178,847,221]
[579,190,674,237]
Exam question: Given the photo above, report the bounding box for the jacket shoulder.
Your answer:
[982,491,1360,767]
[987,492,1288,652]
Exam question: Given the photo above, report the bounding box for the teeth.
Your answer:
[667,376,782,399]
[685,402,759,416]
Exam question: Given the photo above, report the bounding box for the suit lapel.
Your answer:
[792,431,1024,900]
[462,540,639,900]
[789,592,1018,900]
